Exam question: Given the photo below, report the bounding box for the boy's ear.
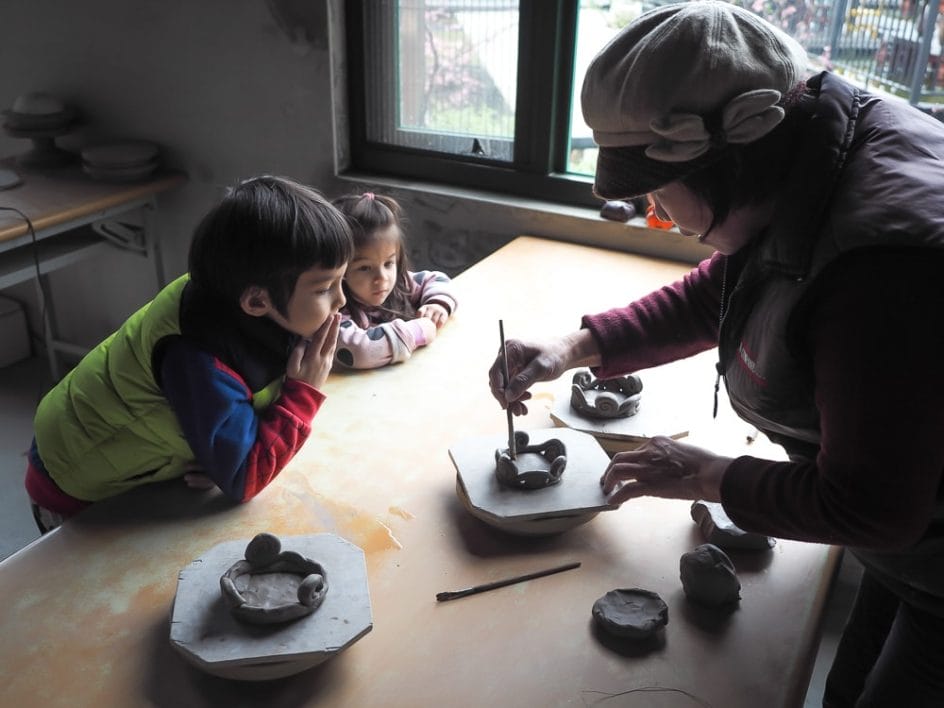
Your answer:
[239,286,272,317]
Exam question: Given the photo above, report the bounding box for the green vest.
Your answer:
[33,275,282,501]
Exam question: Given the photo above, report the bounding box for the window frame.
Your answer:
[345,0,600,208]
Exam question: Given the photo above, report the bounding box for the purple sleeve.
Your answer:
[409,269,457,314]
[721,249,944,550]
[581,252,725,378]
[335,314,425,369]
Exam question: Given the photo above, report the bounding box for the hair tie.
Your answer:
[362,192,375,201]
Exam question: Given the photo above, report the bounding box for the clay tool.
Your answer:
[436,561,581,602]
[499,319,516,459]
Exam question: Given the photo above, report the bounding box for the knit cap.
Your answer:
[581,1,811,199]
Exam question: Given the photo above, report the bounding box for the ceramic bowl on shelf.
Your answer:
[81,140,161,182]
[82,161,159,182]
[81,141,160,168]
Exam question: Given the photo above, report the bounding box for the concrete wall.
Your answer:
[0,0,709,352]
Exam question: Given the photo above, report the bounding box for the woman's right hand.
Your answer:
[488,330,601,415]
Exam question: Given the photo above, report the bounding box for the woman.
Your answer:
[489,2,944,705]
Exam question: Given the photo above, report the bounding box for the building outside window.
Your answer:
[345,0,944,208]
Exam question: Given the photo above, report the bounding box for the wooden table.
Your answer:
[0,236,838,708]
[0,160,186,378]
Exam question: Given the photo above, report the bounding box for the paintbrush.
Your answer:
[436,561,581,602]
[499,319,516,459]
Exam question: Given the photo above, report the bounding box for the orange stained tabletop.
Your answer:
[0,236,838,708]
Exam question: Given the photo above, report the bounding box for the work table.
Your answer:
[0,236,837,707]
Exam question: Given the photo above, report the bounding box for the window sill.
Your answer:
[336,171,713,266]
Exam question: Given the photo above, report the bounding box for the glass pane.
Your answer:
[567,0,944,177]
[567,1,641,177]
[364,0,519,161]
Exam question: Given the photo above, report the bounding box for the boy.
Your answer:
[25,175,353,531]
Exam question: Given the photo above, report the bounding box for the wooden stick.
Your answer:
[436,561,581,602]
[498,319,516,459]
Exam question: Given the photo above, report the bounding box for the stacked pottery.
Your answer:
[81,141,160,182]
[2,92,78,167]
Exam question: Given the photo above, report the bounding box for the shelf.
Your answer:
[0,229,109,290]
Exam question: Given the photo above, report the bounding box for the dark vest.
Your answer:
[719,72,944,614]
[721,72,944,454]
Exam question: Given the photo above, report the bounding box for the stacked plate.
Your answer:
[2,91,76,133]
[81,141,160,182]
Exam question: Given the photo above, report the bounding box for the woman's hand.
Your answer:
[417,303,450,328]
[600,435,731,504]
[488,330,601,416]
[286,313,341,390]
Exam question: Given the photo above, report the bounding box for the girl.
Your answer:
[331,192,457,369]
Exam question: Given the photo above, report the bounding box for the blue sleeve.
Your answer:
[159,337,258,500]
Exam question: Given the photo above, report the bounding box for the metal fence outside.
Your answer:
[731,0,944,107]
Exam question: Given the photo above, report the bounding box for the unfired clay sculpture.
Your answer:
[570,371,643,420]
[495,430,567,489]
[679,543,741,608]
[690,500,774,551]
[450,427,616,536]
[592,588,669,639]
[220,532,328,625]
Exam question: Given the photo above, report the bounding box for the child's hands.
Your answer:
[287,313,341,390]
[183,472,216,490]
[417,303,450,328]
[416,316,438,345]
[181,462,215,490]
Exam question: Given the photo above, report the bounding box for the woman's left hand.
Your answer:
[418,303,449,328]
[600,435,731,505]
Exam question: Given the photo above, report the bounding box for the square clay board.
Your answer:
[449,427,616,522]
[550,367,691,442]
[170,533,372,664]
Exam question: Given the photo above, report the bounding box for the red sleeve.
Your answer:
[581,252,725,378]
[240,378,325,500]
[721,249,944,550]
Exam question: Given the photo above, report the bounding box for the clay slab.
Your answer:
[449,427,616,534]
[550,367,691,452]
[592,588,669,639]
[170,533,372,680]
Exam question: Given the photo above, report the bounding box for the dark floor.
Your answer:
[0,354,858,706]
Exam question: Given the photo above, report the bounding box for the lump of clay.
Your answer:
[599,200,636,222]
[591,588,668,639]
[690,500,774,551]
[679,543,741,608]
[570,370,643,420]
[220,532,329,625]
[494,430,566,489]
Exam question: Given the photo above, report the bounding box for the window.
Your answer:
[344,1,944,208]
[346,0,602,207]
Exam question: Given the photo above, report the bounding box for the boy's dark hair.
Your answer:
[679,81,812,227]
[331,192,417,323]
[188,175,353,315]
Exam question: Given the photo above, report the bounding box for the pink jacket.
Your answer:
[335,270,457,369]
